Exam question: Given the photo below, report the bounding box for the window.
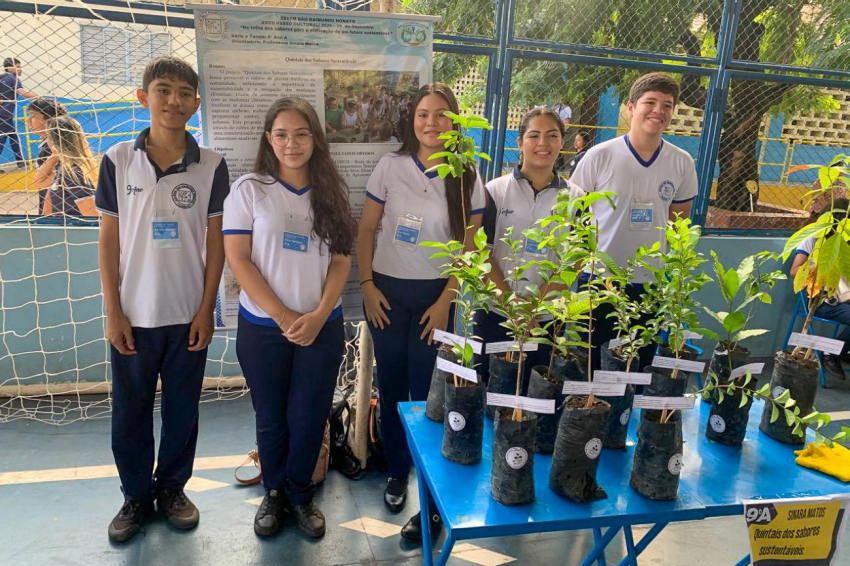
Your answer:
[80,25,171,85]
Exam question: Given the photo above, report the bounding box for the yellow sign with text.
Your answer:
[745,496,850,565]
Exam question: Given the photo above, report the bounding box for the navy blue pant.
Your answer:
[237,314,343,504]
[473,309,553,394]
[110,324,207,501]
[578,278,656,373]
[0,116,23,163]
[368,272,451,483]
[814,301,850,356]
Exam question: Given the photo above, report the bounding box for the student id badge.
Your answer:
[151,211,181,249]
[393,213,423,251]
[524,236,547,257]
[283,216,311,254]
[629,201,654,231]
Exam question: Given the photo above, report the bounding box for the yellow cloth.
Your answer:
[795,442,850,482]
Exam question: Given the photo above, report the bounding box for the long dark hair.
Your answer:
[398,83,477,241]
[254,97,356,255]
[516,107,565,171]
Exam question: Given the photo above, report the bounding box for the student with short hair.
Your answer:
[325,96,343,133]
[477,107,583,388]
[224,97,355,539]
[340,100,361,128]
[357,83,485,543]
[0,57,37,169]
[96,55,230,543]
[570,72,697,371]
[43,115,96,217]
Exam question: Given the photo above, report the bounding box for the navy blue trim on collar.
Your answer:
[412,154,440,179]
[624,134,663,168]
[275,175,311,195]
[133,128,201,169]
[512,165,565,191]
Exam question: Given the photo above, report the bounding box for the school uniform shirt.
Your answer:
[46,164,94,216]
[483,167,584,293]
[222,173,342,325]
[570,135,698,283]
[568,149,587,176]
[366,152,485,280]
[0,72,21,123]
[340,111,358,127]
[95,129,230,328]
[36,141,52,166]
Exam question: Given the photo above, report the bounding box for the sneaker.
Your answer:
[254,490,287,537]
[156,489,199,530]
[824,354,845,377]
[291,500,326,538]
[384,478,407,513]
[108,500,154,543]
[400,509,443,543]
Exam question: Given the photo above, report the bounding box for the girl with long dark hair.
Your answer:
[357,83,484,542]
[224,97,355,539]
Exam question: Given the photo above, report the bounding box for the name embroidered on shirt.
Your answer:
[500,208,514,216]
[126,185,144,196]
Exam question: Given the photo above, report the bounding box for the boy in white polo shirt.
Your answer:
[570,72,697,371]
[96,56,230,542]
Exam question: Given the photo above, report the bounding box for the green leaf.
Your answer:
[721,268,741,303]
[793,260,811,295]
[770,404,780,423]
[782,222,829,261]
[739,393,749,408]
[784,408,795,427]
[731,329,770,343]
[722,311,747,335]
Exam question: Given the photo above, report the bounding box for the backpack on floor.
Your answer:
[329,387,363,479]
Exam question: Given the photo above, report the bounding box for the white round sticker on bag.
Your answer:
[584,438,602,460]
[506,447,528,470]
[668,453,684,475]
[620,408,631,426]
[709,415,726,433]
[447,411,466,432]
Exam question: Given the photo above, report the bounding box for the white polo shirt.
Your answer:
[366,152,485,280]
[223,173,342,326]
[483,167,584,293]
[570,135,698,283]
[95,130,230,328]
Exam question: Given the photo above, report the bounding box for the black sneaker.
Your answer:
[108,500,154,542]
[384,478,407,513]
[824,354,845,377]
[400,509,442,543]
[156,489,199,530]
[254,490,287,537]
[291,500,326,538]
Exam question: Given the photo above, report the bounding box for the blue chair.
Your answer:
[782,291,846,388]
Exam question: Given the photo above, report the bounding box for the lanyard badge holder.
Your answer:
[524,235,548,258]
[151,210,181,249]
[629,200,654,232]
[393,213,423,251]
[283,215,312,254]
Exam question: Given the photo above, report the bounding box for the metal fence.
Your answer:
[0,0,848,233]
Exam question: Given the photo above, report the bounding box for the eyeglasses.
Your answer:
[270,131,314,146]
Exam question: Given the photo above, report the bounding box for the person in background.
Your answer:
[568,131,592,177]
[357,83,485,543]
[26,97,68,212]
[551,98,572,126]
[325,96,343,134]
[0,57,38,170]
[340,100,361,128]
[42,115,96,217]
[789,197,850,376]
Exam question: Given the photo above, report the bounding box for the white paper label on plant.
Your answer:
[608,331,637,349]
[436,357,478,383]
[447,411,466,432]
[652,356,706,373]
[484,341,539,354]
[432,329,483,354]
[562,381,627,397]
[729,363,766,380]
[682,330,703,340]
[633,395,698,410]
[787,332,845,355]
[593,371,652,385]
[486,393,555,414]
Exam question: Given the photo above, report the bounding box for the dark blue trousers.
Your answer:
[368,272,451,483]
[110,323,207,501]
[814,301,850,356]
[472,309,553,394]
[0,116,23,162]
[237,314,343,504]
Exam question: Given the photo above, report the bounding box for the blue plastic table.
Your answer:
[400,399,850,566]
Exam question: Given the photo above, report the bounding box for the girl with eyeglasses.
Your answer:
[223,97,356,539]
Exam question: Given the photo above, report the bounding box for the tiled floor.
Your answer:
[1,364,849,566]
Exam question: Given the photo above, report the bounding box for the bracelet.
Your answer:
[360,279,373,286]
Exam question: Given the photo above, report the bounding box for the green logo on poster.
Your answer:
[397,23,428,47]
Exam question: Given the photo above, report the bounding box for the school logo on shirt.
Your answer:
[172,184,197,209]
[658,180,676,202]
